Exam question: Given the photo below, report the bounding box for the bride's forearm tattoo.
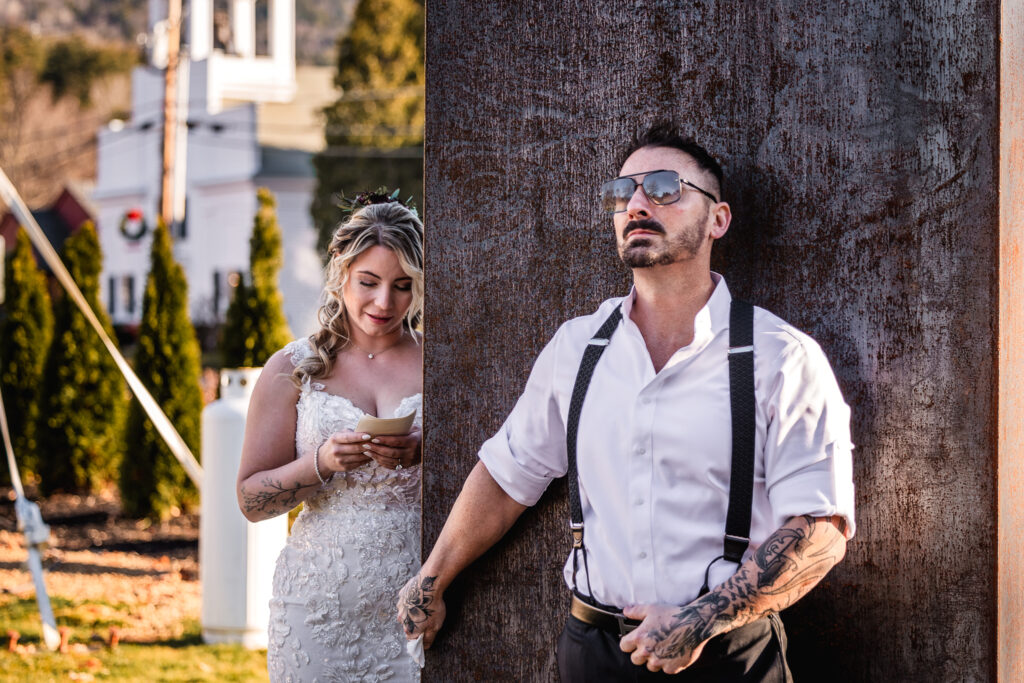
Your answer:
[401,575,437,634]
[241,477,316,516]
[650,516,846,660]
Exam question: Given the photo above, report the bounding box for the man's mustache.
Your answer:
[623,219,665,238]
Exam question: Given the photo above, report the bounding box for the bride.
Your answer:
[236,195,424,682]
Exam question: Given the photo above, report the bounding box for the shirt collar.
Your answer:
[705,272,733,338]
[620,272,733,342]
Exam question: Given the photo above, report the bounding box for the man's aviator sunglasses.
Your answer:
[599,170,718,214]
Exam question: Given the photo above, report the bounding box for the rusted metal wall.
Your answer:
[999,3,1024,682]
[424,1,1009,680]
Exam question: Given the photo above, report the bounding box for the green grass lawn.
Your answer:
[0,596,268,682]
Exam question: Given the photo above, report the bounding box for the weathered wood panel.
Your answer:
[999,2,1024,682]
[424,1,1011,680]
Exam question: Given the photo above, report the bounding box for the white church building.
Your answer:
[92,0,329,338]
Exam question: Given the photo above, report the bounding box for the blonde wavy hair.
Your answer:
[292,201,423,387]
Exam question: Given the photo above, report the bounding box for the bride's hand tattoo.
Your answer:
[400,575,437,635]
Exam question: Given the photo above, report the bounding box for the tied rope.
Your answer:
[0,167,202,488]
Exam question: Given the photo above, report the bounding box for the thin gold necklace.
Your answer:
[347,332,405,360]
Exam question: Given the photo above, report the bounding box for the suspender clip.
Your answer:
[723,533,750,563]
[570,523,584,549]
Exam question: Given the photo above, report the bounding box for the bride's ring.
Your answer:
[395,463,403,471]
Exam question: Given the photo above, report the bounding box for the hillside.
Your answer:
[0,30,135,208]
[0,0,354,65]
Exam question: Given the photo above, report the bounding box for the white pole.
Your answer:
[0,385,59,651]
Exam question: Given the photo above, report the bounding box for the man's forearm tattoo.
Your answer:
[754,525,805,587]
[650,516,845,660]
[401,575,437,635]
[241,477,315,516]
[753,515,846,597]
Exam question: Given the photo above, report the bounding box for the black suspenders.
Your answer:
[565,299,756,601]
[566,305,624,599]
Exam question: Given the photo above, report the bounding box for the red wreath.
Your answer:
[119,208,148,240]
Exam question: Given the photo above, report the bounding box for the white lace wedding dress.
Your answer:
[267,339,422,682]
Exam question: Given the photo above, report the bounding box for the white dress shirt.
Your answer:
[478,274,856,608]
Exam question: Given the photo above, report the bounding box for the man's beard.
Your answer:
[618,213,707,268]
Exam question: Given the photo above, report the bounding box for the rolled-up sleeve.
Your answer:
[763,335,856,538]
[478,329,571,507]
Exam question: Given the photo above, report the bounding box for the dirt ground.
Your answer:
[0,486,200,644]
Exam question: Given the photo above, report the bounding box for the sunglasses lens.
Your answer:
[600,178,638,213]
[642,171,682,206]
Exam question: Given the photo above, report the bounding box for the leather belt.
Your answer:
[570,595,641,636]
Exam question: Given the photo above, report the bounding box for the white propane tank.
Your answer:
[200,367,287,648]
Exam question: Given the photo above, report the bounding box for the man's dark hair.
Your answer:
[619,121,724,195]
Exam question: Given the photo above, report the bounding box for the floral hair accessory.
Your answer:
[337,187,419,218]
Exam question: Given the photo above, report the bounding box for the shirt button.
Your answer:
[638,551,647,559]
[641,398,651,405]
[636,447,645,455]
[634,498,644,506]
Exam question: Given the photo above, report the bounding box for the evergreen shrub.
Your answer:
[120,222,203,519]
[221,188,293,367]
[0,229,54,484]
[37,223,126,494]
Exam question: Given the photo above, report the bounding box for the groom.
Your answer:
[399,122,855,680]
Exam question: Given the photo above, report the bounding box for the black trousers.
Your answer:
[556,612,792,682]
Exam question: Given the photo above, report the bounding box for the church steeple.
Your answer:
[147,0,296,111]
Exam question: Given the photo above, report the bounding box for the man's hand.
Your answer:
[393,463,526,651]
[619,602,713,674]
[620,515,848,675]
[397,573,446,648]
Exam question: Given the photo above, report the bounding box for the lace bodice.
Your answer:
[287,338,422,511]
[268,339,422,682]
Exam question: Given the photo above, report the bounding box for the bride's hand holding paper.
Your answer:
[354,413,421,471]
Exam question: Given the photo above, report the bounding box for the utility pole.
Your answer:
[160,0,182,228]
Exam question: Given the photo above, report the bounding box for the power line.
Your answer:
[6,112,424,149]
[315,146,423,159]
[2,81,425,148]
[0,122,424,195]
[3,137,98,174]
[100,118,423,144]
